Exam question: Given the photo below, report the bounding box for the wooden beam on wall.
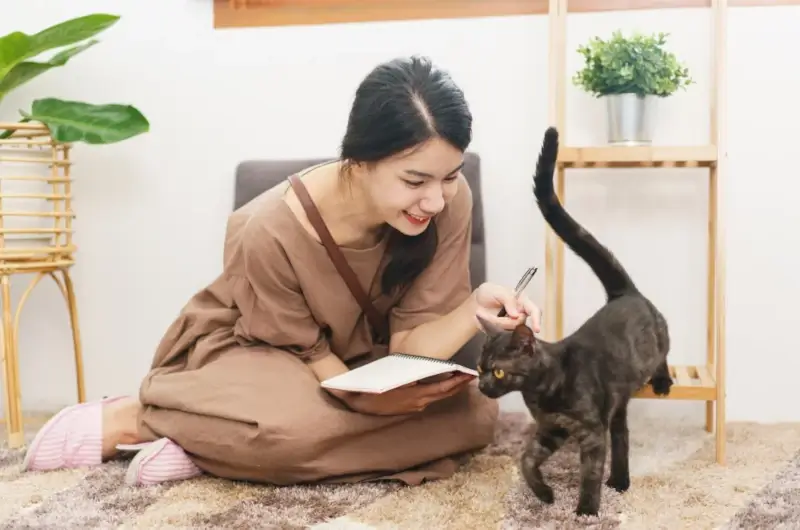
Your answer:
[730,0,800,5]
[569,0,708,11]
[570,0,799,9]
[215,0,800,29]
[214,0,546,29]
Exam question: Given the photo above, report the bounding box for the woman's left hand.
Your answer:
[474,282,541,333]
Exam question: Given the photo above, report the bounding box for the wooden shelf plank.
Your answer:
[558,145,718,168]
[633,364,717,401]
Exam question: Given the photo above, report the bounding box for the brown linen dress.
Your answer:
[137,171,499,486]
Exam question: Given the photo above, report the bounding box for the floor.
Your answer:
[1,411,799,529]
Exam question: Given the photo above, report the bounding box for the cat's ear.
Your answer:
[477,314,506,336]
[510,323,535,349]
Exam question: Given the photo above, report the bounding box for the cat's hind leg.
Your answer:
[520,425,569,504]
[649,360,673,396]
[606,401,630,493]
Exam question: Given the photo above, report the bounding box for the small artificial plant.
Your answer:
[572,30,693,98]
[0,13,148,143]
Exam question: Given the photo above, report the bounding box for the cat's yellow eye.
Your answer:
[476,366,483,374]
[493,369,505,379]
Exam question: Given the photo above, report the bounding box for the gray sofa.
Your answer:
[233,153,485,367]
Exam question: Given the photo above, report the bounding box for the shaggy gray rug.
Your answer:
[1,412,799,529]
[723,447,800,530]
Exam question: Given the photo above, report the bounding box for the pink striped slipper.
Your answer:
[124,437,203,486]
[22,396,128,472]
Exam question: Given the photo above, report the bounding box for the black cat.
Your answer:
[476,126,672,517]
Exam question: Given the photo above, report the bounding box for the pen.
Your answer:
[497,266,538,318]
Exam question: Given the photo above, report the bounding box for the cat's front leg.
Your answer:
[606,402,630,492]
[575,426,606,517]
[649,360,673,396]
[520,425,569,504]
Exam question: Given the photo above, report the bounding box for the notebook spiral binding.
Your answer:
[389,353,457,365]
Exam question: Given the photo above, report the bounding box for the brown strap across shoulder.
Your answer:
[287,174,389,342]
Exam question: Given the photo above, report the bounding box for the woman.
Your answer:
[22,56,541,487]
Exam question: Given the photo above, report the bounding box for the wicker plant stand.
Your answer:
[0,121,84,449]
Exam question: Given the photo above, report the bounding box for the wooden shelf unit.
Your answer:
[558,145,717,168]
[633,364,717,400]
[544,0,728,464]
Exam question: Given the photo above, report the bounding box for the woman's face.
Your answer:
[359,137,465,236]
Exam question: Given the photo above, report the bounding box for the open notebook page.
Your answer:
[320,353,478,394]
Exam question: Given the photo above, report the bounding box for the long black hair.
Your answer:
[339,55,472,296]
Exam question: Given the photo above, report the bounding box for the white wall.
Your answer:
[1,1,798,423]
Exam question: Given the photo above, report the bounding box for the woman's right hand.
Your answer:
[329,373,475,416]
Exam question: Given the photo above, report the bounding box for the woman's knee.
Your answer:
[199,418,339,485]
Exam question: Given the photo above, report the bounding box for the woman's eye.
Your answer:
[403,180,424,188]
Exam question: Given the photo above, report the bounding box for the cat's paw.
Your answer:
[606,475,630,493]
[532,483,555,504]
[650,374,673,396]
[575,500,599,517]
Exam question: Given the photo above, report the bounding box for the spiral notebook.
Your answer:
[320,353,479,394]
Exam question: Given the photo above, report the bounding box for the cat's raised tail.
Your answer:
[532,127,638,300]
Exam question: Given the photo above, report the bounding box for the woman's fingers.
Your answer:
[517,293,542,332]
[417,373,474,398]
[417,377,473,408]
[496,291,542,333]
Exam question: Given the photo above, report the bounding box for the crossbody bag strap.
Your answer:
[287,174,389,341]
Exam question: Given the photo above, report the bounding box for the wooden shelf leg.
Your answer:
[60,269,85,403]
[45,269,86,404]
[716,391,725,464]
[555,166,565,340]
[706,162,718,434]
[715,266,727,465]
[545,0,566,343]
[1,275,24,448]
[711,0,728,466]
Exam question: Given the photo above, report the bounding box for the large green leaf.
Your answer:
[21,98,149,144]
[28,14,118,55]
[0,14,119,80]
[0,32,31,79]
[0,40,98,101]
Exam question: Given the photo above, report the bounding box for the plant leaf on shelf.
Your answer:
[21,98,149,144]
[0,40,98,101]
[0,14,149,145]
[0,14,119,80]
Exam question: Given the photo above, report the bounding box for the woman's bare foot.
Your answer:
[101,397,146,459]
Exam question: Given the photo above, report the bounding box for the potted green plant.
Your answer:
[572,30,693,145]
[0,13,149,248]
[0,13,148,142]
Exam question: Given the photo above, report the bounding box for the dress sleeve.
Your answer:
[227,219,332,363]
[389,176,474,335]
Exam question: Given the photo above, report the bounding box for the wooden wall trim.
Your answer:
[570,0,800,11]
[214,0,800,29]
[731,0,800,5]
[213,1,544,29]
